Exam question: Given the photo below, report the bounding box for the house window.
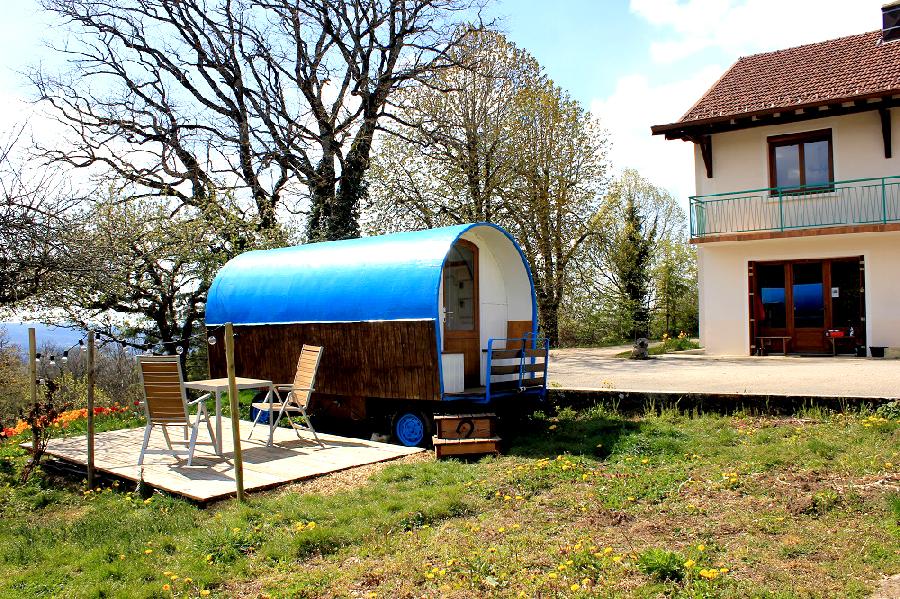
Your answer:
[768,129,833,191]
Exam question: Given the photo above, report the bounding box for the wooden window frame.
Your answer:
[767,129,834,193]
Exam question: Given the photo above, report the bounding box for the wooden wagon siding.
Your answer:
[208,320,441,401]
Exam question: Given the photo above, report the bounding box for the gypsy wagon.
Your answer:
[205,223,549,450]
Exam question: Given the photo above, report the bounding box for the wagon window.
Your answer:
[444,244,476,331]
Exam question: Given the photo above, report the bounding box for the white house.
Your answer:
[652,3,900,356]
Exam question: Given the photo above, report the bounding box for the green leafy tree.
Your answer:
[367,31,610,345]
[612,193,655,339]
[565,169,693,345]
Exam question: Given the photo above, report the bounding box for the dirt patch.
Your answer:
[275,451,431,497]
[871,574,900,599]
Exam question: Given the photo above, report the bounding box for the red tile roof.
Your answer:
[652,31,900,136]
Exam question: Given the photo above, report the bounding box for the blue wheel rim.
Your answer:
[395,413,425,446]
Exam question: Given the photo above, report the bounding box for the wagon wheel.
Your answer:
[391,410,432,448]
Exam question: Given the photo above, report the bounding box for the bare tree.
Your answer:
[33,0,484,240]
[41,193,283,367]
[0,127,80,307]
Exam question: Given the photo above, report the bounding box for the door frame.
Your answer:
[442,238,480,386]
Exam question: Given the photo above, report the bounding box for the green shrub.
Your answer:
[636,548,685,581]
[875,400,900,420]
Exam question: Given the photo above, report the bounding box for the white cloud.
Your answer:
[593,1,887,205]
[631,0,886,63]
[591,65,723,203]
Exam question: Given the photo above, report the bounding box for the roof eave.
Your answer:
[651,89,900,140]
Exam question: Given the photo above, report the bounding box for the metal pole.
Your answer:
[86,331,95,489]
[224,322,245,501]
[778,190,784,232]
[882,177,888,224]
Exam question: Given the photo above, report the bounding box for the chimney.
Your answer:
[884,1,900,42]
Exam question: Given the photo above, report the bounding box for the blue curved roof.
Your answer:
[206,223,528,326]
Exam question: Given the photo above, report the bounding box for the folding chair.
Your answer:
[137,356,216,466]
[249,345,325,448]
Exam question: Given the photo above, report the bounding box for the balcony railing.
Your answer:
[690,176,900,238]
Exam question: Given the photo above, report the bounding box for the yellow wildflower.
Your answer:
[162,584,171,591]
[144,549,153,555]
[684,559,696,568]
[570,583,580,591]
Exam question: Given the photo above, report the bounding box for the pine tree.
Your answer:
[613,194,654,339]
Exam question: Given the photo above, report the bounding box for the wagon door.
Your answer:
[443,239,480,388]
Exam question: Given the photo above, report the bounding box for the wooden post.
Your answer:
[28,328,36,407]
[86,331,96,489]
[224,322,245,501]
[27,328,38,469]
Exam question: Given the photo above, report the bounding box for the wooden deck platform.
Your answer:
[41,419,423,502]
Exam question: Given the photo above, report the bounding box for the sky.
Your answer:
[0,0,889,206]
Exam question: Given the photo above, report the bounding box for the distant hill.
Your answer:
[1,322,85,353]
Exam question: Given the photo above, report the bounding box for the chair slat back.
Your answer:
[138,356,189,425]
[290,345,323,409]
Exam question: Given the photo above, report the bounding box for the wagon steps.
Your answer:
[432,413,501,459]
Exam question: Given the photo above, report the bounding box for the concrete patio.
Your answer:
[549,347,900,399]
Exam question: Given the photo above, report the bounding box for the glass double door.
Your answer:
[790,262,826,352]
[753,258,864,354]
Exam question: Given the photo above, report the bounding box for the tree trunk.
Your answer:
[538,301,560,348]
[306,154,338,242]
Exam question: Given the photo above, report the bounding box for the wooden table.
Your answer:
[184,377,273,455]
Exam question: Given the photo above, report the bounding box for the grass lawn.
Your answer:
[0,405,897,598]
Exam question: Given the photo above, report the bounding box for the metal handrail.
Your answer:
[689,175,900,237]
[484,334,549,404]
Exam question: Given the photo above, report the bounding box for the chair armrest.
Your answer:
[274,384,293,391]
[187,393,212,406]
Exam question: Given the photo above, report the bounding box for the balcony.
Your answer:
[690,176,900,240]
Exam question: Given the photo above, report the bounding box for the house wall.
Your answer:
[692,109,900,235]
[694,108,900,196]
[697,230,900,355]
